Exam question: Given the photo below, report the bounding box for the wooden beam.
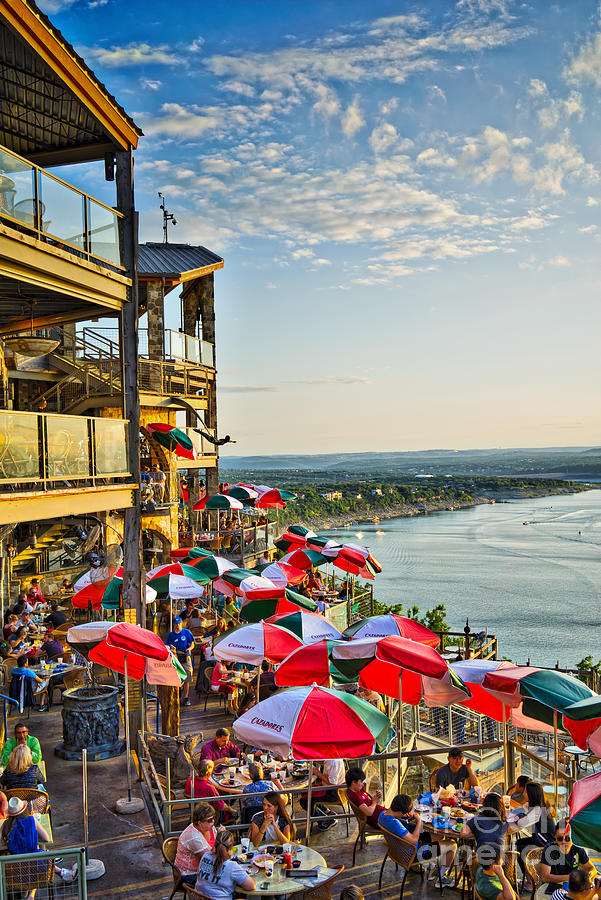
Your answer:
[0,484,136,526]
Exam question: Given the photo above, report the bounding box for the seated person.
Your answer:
[435,748,479,789]
[540,825,595,896]
[45,601,67,628]
[306,570,324,591]
[475,843,518,900]
[258,659,276,699]
[460,792,508,854]
[59,578,73,596]
[509,775,530,807]
[549,868,601,900]
[175,802,217,887]
[250,792,294,847]
[0,744,45,791]
[9,626,31,656]
[10,655,49,710]
[242,762,283,822]
[2,615,18,641]
[200,728,244,765]
[29,579,44,603]
[1,796,50,855]
[345,766,384,827]
[38,631,64,661]
[0,634,19,660]
[299,759,346,830]
[357,685,386,713]
[211,661,238,715]
[379,794,456,886]
[185,760,238,825]
[1,723,42,766]
[19,612,38,635]
[24,588,40,614]
[194,828,255,900]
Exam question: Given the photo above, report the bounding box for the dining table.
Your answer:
[231,842,331,896]
[211,759,311,796]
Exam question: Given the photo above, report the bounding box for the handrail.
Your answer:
[0,693,19,743]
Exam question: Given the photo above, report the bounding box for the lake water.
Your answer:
[330,489,601,668]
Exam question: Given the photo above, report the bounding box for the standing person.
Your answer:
[194,829,255,900]
[151,463,167,503]
[165,617,194,706]
[435,748,479,789]
[174,802,217,887]
[300,759,346,831]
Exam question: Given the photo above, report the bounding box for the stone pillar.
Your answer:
[146,280,165,360]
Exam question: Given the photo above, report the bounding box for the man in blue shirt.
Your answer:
[165,618,195,706]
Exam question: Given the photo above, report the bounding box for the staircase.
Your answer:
[11,522,71,576]
[32,329,121,413]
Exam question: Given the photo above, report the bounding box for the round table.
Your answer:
[211,761,310,796]
[233,843,329,896]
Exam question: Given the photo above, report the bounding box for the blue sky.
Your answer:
[45,0,601,455]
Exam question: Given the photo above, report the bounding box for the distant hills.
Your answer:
[220,446,601,478]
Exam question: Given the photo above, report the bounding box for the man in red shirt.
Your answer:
[345,766,384,827]
[200,728,244,764]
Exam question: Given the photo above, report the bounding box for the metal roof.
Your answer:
[138,243,224,280]
[0,0,141,165]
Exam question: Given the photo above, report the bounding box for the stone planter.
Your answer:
[55,686,125,761]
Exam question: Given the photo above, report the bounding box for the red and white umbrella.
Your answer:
[213,571,278,598]
[213,621,303,665]
[233,683,394,760]
[193,493,243,511]
[279,548,327,570]
[265,609,343,644]
[345,613,439,648]
[259,561,307,588]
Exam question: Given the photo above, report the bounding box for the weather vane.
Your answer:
[158,192,177,243]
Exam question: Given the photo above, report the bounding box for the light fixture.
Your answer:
[3,301,59,358]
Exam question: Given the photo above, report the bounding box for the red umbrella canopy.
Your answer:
[279,548,327,570]
[90,641,147,679]
[344,613,439,648]
[213,621,303,665]
[193,493,243,511]
[106,622,169,661]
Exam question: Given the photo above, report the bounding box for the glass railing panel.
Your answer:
[200,340,214,367]
[0,411,40,483]
[38,170,85,249]
[46,414,90,478]
[185,334,201,364]
[94,418,128,474]
[0,148,37,226]
[168,330,186,360]
[88,198,120,265]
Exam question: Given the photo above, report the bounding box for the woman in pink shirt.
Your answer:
[175,802,217,886]
[211,661,238,715]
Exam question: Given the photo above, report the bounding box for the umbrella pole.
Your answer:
[554,710,559,813]
[397,669,403,793]
[124,653,132,802]
[305,762,314,846]
[502,704,509,790]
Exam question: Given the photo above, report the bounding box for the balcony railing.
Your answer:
[0,410,130,492]
[0,145,122,268]
[81,327,215,368]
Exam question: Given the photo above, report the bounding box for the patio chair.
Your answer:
[524,847,543,900]
[303,863,344,900]
[49,665,86,706]
[5,854,55,899]
[6,787,51,828]
[346,790,383,867]
[429,766,441,791]
[162,836,185,900]
[201,666,226,712]
[183,887,212,900]
[378,825,418,899]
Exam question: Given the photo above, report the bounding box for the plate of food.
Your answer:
[252,854,274,869]
[449,809,464,818]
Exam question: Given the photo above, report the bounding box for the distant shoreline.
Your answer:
[297,485,593,532]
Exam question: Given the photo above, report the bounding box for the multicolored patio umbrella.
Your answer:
[345,612,439,648]
[71,575,157,611]
[185,554,237,580]
[146,565,209,599]
[66,621,114,657]
[279,548,328,570]
[239,594,317,623]
[253,486,297,509]
[73,566,122,593]
[275,525,317,552]
[146,562,211,582]
[257,561,307,588]
[275,638,377,687]
[322,542,382,578]
[213,569,277,597]
[305,535,341,554]
[213,621,303,665]
[569,771,601,852]
[265,610,343,644]
[147,423,195,460]
[223,484,259,502]
[193,493,243,511]
[170,547,214,560]
[233,683,394,760]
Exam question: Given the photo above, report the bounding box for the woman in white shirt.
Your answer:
[175,802,217,886]
[509,782,555,890]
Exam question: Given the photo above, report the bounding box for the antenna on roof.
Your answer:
[158,192,177,243]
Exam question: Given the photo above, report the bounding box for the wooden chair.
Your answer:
[346,790,383,867]
[162,836,185,900]
[524,847,543,900]
[303,863,344,900]
[184,887,212,900]
[429,766,441,791]
[378,826,418,899]
[4,854,55,899]
[49,665,86,706]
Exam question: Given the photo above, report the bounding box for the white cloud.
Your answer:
[587,196,600,206]
[369,122,399,155]
[140,78,162,91]
[341,100,364,138]
[36,0,76,10]
[427,84,447,103]
[311,83,340,121]
[549,255,570,267]
[564,32,601,87]
[222,81,255,98]
[189,37,205,52]
[527,78,547,97]
[82,42,179,67]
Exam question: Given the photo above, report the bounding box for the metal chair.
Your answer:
[346,790,383,867]
[201,666,226,712]
[303,863,344,900]
[378,825,418,899]
[524,847,544,900]
[162,836,185,900]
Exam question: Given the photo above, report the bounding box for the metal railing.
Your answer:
[0,846,87,900]
[81,327,215,368]
[0,409,130,490]
[0,144,122,269]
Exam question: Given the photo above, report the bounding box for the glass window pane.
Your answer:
[0,412,40,483]
[88,198,120,265]
[38,171,85,248]
[0,149,36,226]
[95,419,128,474]
[46,415,89,478]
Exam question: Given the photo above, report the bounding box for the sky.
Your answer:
[44,0,601,455]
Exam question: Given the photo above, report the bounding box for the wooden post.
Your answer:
[116,149,143,628]
[158,684,180,737]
